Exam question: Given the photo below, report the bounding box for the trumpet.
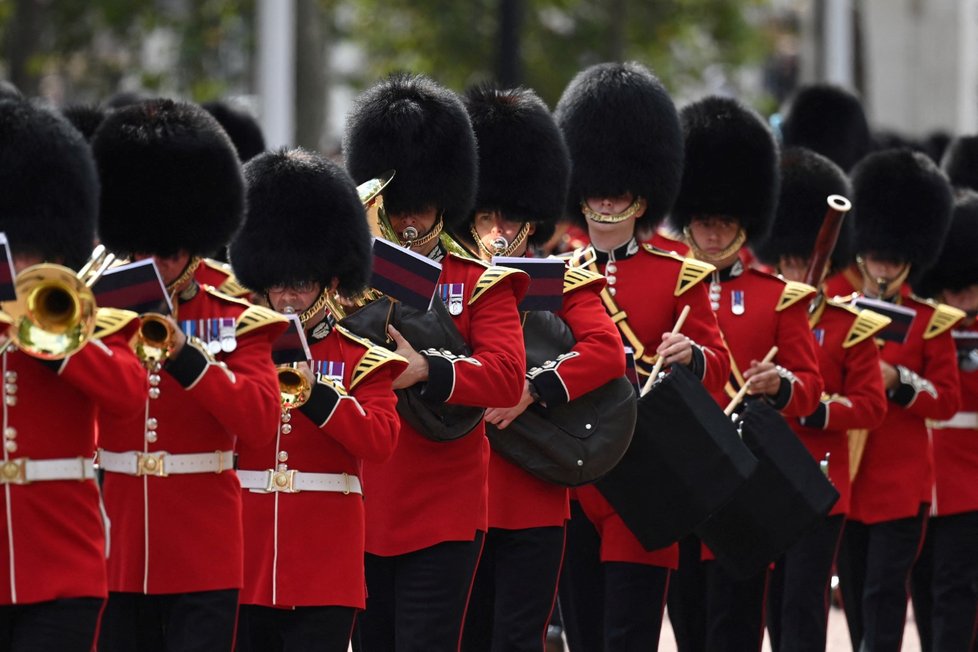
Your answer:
[1,245,115,359]
[135,313,178,369]
[278,363,312,410]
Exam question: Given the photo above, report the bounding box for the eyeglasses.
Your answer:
[267,281,320,294]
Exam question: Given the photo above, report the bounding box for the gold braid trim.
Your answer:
[580,198,644,224]
[166,257,202,295]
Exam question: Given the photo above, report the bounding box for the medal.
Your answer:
[313,360,345,386]
[219,317,237,353]
[439,283,465,316]
[731,290,745,315]
[813,327,825,346]
[207,319,223,354]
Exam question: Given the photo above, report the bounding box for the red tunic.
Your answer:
[194,258,251,298]
[362,254,528,556]
[572,241,729,569]
[849,295,962,524]
[0,310,147,605]
[238,326,405,608]
[487,267,624,531]
[100,286,285,594]
[930,320,978,516]
[788,300,888,515]
[824,264,862,299]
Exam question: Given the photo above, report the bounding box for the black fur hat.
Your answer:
[343,72,477,227]
[92,99,244,258]
[781,84,871,172]
[460,84,570,246]
[942,135,978,193]
[203,100,266,163]
[851,148,953,269]
[914,191,978,296]
[0,100,98,270]
[554,61,683,225]
[230,149,370,296]
[61,104,107,142]
[670,96,780,245]
[755,147,852,273]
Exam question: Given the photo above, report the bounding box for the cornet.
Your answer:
[278,363,312,411]
[135,314,177,369]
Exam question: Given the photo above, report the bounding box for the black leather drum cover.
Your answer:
[695,399,840,580]
[595,364,758,551]
[339,296,485,441]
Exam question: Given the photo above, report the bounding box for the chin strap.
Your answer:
[683,227,747,264]
[856,256,910,299]
[470,222,532,259]
[166,256,202,295]
[581,198,644,224]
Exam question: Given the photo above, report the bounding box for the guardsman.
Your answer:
[0,99,146,652]
[553,62,730,651]
[229,149,406,652]
[754,147,889,652]
[91,99,286,652]
[666,96,823,652]
[909,190,978,652]
[835,148,961,652]
[453,85,625,652]
[343,73,528,652]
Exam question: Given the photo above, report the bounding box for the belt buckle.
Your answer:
[265,469,298,493]
[136,452,168,477]
[342,472,351,495]
[0,458,27,485]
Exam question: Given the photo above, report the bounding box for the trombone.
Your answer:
[1,245,115,359]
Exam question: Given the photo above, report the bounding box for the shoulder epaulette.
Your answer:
[641,244,715,296]
[202,259,251,298]
[826,298,860,316]
[235,303,287,337]
[469,266,526,305]
[447,251,490,268]
[204,284,252,307]
[922,302,966,340]
[336,326,408,390]
[776,281,817,312]
[563,266,604,294]
[92,307,139,340]
[560,246,596,270]
[843,309,892,349]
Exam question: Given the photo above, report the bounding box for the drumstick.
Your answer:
[724,345,779,416]
[639,305,691,397]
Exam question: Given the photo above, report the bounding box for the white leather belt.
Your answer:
[0,456,96,485]
[97,449,234,477]
[237,469,362,495]
[932,412,978,430]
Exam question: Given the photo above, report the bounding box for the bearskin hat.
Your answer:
[0,100,98,270]
[230,149,370,296]
[61,104,107,142]
[554,61,683,225]
[0,80,22,102]
[780,84,871,172]
[458,84,570,247]
[914,191,978,296]
[92,99,244,258]
[670,96,780,245]
[755,147,852,273]
[851,148,953,270]
[942,135,978,193]
[343,73,477,227]
[203,100,266,163]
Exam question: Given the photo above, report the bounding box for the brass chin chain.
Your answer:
[166,256,202,295]
[470,222,532,259]
[298,289,331,327]
[683,227,747,264]
[581,198,644,224]
[401,217,444,249]
[856,256,910,299]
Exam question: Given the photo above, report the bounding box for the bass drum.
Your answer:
[695,399,840,580]
[486,310,636,487]
[595,364,758,551]
[339,296,485,441]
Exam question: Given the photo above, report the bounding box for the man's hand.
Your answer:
[388,324,429,390]
[485,380,535,429]
[656,332,693,368]
[164,315,188,356]
[880,360,899,390]
[743,359,781,396]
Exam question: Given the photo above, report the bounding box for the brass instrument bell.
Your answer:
[278,363,312,410]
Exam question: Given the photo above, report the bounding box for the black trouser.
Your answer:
[0,597,102,652]
[357,532,484,652]
[235,604,356,652]
[911,510,978,652]
[97,589,239,652]
[704,561,768,652]
[666,535,707,652]
[837,505,927,652]
[767,514,845,652]
[603,562,669,651]
[462,525,565,652]
[557,501,603,652]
